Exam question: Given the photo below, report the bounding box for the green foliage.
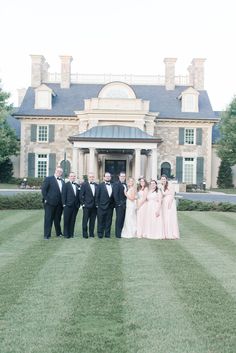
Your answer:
[217,159,234,188]
[0,82,19,163]
[0,158,13,182]
[177,199,236,212]
[0,192,43,209]
[217,96,236,165]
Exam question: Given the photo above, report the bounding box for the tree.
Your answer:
[0,82,19,163]
[217,159,234,188]
[217,96,236,165]
[0,158,13,182]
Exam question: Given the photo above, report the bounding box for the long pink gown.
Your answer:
[143,190,164,239]
[136,188,148,238]
[162,185,179,239]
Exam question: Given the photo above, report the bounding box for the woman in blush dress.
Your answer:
[136,177,148,238]
[143,180,164,240]
[160,174,179,239]
[121,178,137,238]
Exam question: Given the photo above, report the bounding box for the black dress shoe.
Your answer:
[57,234,63,237]
[83,235,88,239]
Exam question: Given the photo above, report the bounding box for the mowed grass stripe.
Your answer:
[204,212,236,244]
[49,239,127,353]
[150,239,236,353]
[0,239,94,353]
[178,213,236,299]
[0,210,43,243]
[179,212,236,260]
[120,239,206,353]
[0,237,65,321]
[0,211,44,269]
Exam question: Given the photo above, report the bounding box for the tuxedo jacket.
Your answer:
[112,181,127,208]
[41,175,64,206]
[80,181,98,208]
[95,182,115,210]
[62,181,80,208]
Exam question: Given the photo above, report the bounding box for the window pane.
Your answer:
[37,154,48,177]
[38,126,48,142]
[185,128,195,144]
[183,157,195,184]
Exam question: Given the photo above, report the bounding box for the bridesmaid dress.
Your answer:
[161,184,179,239]
[136,188,148,238]
[121,187,137,238]
[143,190,164,239]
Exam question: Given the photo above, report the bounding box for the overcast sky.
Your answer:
[1,0,235,110]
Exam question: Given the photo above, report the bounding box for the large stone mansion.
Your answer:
[13,55,222,187]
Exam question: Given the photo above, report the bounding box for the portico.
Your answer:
[69,125,162,181]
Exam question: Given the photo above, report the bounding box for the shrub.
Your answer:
[0,158,13,182]
[177,199,236,212]
[217,159,234,188]
[0,192,43,209]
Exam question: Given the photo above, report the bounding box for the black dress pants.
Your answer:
[82,207,97,237]
[63,205,78,238]
[97,207,114,238]
[44,203,63,238]
[115,205,126,238]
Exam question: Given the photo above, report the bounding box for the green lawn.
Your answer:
[0,211,236,353]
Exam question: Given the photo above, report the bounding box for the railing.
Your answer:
[47,73,189,86]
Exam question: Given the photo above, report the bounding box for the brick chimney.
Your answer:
[60,55,73,88]
[164,58,177,90]
[42,61,50,82]
[30,55,45,87]
[191,58,206,90]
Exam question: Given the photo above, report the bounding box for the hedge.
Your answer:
[0,192,43,210]
[0,193,236,211]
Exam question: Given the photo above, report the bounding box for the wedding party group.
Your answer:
[41,167,179,240]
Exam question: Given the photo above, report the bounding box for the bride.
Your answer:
[121,177,137,238]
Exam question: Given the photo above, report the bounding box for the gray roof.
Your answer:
[6,111,21,139]
[69,125,161,142]
[14,83,217,120]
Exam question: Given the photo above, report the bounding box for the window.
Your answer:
[161,162,171,178]
[34,84,54,109]
[36,154,48,177]
[98,82,136,99]
[183,158,196,184]
[180,87,199,112]
[37,125,48,142]
[185,128,195,144]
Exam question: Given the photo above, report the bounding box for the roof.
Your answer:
[68,125,161,143]
[6,111,21,139]
[14,83,217,120]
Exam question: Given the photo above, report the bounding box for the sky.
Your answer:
[0,0,235,111]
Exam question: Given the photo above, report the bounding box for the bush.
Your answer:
[217,159,234,188]
[177,199,236,212]
[0,192,43,209]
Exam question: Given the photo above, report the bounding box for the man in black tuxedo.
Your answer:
[96,172,114,238]
[80,172,98,238]
[62,172,80,238]
[41,167,64,239]
[113,171,127,238]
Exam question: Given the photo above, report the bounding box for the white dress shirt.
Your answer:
[105,182,112,197]
[55,175,62,192]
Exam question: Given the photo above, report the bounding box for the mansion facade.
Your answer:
[14,55,220,188]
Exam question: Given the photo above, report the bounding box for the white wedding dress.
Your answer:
[121,188,137,238]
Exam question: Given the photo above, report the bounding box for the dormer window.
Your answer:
[98,82,136,99]
[179,87,199,113]
[34,84,55,109]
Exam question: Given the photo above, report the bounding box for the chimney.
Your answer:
[60,55,73,88]
[30,55,45,87]
[17,88,27,106]
[164,58,177,90]
[191,58,206,90]
[42,61,50,82]
[187,65,194,86]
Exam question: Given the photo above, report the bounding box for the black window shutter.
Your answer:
[176,157,183,182]
[49,153,56,176]
[28,153,35,177]
[31,125,37,142]
[179,128,185,145]
[196,128,202,145]
[196,157,204,185]
[49,125,55,142]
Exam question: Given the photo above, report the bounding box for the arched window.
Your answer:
[60,160,71,178]
[161,162,171,178]
[98,82,136,99]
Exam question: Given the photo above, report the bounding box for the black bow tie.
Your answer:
[90,182,94,185]
[72,182,76,185]
[57,177,61,180]
[105,182,110,185]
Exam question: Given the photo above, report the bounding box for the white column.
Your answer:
[72,146,78,177]
[151,148,158,180]
[134,148,141,181]
[88,147,95,173]
[78,149,84,181]
[146,152,151,181]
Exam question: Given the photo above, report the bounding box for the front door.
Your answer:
[105,160,126,181]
